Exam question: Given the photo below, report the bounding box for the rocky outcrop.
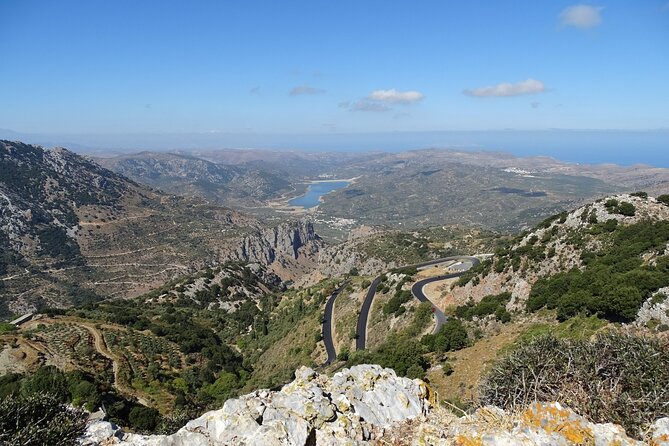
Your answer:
[81,365,669,446]
[234,220,322,268]
[635,286,669,330]
[404,401,669,446]
[80,364,431,445]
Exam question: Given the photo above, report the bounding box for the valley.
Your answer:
[1,140,669,443]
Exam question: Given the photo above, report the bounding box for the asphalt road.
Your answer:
[355,256,481,351]
[411,256,480,334]
[322,280,350,365]
[355,276,383,351]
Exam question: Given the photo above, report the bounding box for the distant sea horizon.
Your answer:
[1,128,668,168]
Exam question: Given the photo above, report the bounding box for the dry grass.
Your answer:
[426,318,536,405]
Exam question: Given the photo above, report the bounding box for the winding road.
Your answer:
[411,256,480,335]
[355,256,481,350]
[321,280,350,365]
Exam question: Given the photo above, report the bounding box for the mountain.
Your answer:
[450,193,669,323]
[96,152,292,206]
[0,141,320,317]
[88,147,669,236]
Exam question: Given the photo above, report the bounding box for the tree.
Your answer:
[129,406,161,432]
[205,372,239,402]
[21,366,69,401]
[406,364,425,379]
[422,319,469,352]
[617,202,636,216]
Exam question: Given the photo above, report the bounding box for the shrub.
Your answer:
[0,393,87,446]
[479,332,669,439]
[455,292,511,321]
[0,322,16,334]
[129,406,161,432]
[658,194,669,206]
[630,191,648,199]
[383,290,413,316]
[422,319,469,352]
[617,201,636,216]
[526,221,669,322]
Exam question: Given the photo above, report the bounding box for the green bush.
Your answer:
[0,393,87,446]
[455,293,511,321]
[617,201,636,216]
[129,406,161,432]
[480,332,669,439]
[526,221,669,322]
[658,194,669,206]
[383,290,413,316]
[421,319,469,352]
[0,322,16,334]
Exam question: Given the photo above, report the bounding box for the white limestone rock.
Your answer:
[82,364,428,446]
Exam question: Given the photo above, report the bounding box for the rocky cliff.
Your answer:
[80,364,669,445]
[232,220,322,280]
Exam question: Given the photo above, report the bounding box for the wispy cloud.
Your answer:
[366,89,424,104]
[289,84,325,96]
[464,79,546,97]
[559,4,603,29]
[348,100,391,112]
[341,88,424,112]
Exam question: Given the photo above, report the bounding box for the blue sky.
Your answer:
[1,1,668,160]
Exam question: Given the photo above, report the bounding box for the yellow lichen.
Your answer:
[521,403,594,445]
[454,434,483,446]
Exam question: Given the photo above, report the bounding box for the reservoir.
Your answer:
[288,181,351,209]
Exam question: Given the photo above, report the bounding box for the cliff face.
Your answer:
[80,365,669,446]
[233,220,322,280]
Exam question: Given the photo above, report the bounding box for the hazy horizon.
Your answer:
[2,127,668,168]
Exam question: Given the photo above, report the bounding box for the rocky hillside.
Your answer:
[451,193,669,322]
[81,364,669,445]
[97,152,291,206]
[0,141,321,317]
[314,225,500,280]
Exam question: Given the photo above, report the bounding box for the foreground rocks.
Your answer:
[80,364,669,446]
[80,365,430,446]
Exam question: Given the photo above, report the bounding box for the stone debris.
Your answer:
[80,365,669,446]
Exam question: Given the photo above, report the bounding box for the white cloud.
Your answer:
[559,4,603,29]
[463,79,546,97]
[289,84,325,96]
[366,89,424,104]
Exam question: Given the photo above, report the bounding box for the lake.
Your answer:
[288,181,351,209]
